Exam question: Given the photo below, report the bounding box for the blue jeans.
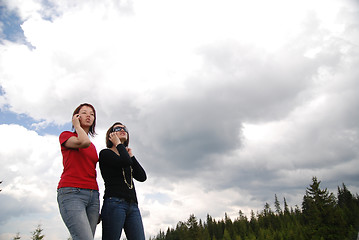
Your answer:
[101,197,145,240]
[57,187,100,240]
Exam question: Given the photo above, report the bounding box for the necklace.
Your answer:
[122,166,133,189]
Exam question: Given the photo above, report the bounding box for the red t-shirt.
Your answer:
[57,131,99,190]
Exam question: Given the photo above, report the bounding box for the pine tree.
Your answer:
[337,183,359,239]
[186,214,200,240]
[302,177,344,240]
[150,177,359,240]
[12,232,21,240]
[31,225,45,240]
[283,197,290,215]
[206,214,215,239]
[249,210,259,235]
[223,228,231,240]
[235,210,249,239]
[224,212,234,239]
[274,194,282,215]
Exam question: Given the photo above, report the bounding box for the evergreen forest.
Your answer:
[150,177,359,240]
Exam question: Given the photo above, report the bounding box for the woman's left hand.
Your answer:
[126,147,134,157]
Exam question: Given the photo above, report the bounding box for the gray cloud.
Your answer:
[1,0,359,239]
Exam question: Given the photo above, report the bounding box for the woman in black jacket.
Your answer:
[99,122,147,240]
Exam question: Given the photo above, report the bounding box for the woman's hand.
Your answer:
[126,147,134,157]
[109,132,121,146]
[64,114,91,149]
[118,134,128,142]
[72,114,81,128]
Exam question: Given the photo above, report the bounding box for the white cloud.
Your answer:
[0,124,60,203]
[0,124,65,238]
[1,0,359,239]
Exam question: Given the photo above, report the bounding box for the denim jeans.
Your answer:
[57,187,100,240]
[101,197,145,240]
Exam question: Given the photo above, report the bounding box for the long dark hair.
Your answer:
[106,122,130,148]
[72,103,97,137]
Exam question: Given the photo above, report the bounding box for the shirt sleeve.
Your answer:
[59,131,75,146]
[132,156,147,182]
[99,144,133,168]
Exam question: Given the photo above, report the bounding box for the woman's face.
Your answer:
[77,105,95,127]
[112,124,128,139]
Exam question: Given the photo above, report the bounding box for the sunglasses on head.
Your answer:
[113,126,128,133]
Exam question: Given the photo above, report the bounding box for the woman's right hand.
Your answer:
[72,114,81,128]
[109,132,121,146]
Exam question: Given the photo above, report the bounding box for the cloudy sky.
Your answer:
[1,0,359,239]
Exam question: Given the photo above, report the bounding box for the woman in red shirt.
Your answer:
[57,103,100,240]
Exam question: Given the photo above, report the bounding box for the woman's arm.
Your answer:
[131,156,147,182]
[63,115,91,149]
[125,147,146,181]
[99,144,133,167]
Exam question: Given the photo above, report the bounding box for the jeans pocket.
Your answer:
[58,187,80,195]
[108,197,125,203]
